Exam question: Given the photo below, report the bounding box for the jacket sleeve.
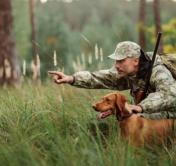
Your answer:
[71,67,130,90]
[139,65,176,114]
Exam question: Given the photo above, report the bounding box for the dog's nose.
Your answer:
[92,104,96,109]
[92,104,99,112]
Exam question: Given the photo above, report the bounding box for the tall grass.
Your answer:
[0,82,176,166]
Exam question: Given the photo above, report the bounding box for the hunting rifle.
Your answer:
[135,32,162,104]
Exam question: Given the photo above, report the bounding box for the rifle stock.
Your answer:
[134,90,145,104]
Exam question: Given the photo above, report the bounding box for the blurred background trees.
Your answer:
[153,0,163,52]
[138,0,146,50]
[0,0,174,82]
[0,0,20,86]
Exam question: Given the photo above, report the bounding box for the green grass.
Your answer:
[0,81,176,166]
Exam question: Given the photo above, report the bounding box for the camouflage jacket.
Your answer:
[71,52,176,119]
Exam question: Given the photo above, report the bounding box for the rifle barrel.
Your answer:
[144,32,162,94]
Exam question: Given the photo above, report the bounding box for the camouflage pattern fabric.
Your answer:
[71,52,176,119]
[108,41,141,60]
[161,54,176,79]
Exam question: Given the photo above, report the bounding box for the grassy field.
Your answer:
[0,81,176,166]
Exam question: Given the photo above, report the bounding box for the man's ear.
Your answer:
[134,58,139,66]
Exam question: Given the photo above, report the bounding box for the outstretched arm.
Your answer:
[70,67,129,90]
[48,67,130,90]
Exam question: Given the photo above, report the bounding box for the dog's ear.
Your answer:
[115,93,129,116]
[115,93,126,111]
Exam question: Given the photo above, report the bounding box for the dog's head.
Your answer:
[92,92,128,119]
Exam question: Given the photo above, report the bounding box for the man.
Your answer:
[49,41,176,119]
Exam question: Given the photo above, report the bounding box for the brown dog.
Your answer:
[92,92,175,146]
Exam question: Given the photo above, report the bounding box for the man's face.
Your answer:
[114,57,139,76]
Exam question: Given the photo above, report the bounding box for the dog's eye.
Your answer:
[106,98,111,102]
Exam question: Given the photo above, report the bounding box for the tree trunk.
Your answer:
[29,0,40,80]
[0,0,20,86]
[138,0,146,50]
[153,0,163,53]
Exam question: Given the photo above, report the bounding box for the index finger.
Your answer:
[48,71,59,75]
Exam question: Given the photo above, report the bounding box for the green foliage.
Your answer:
[162,19,176,53]
[147,18,176,53]
[0,82,176,165]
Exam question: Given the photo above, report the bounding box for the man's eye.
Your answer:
[116,59,125,64]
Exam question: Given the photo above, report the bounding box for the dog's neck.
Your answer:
[116,111,133,121]
[116,113,133,121]
[114,101,133,121]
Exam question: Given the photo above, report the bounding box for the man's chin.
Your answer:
[117,70,135,77]
[127,72,136,77]
[118,72,127,77]
[118,72,135,77]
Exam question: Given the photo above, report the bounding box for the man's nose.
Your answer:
[115,63,120,70]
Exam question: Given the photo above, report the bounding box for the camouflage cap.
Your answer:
[108,41,141,60]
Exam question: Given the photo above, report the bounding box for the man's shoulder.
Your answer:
[145,52,175,80]
[151,63,175,83]
[146,52,163,66]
